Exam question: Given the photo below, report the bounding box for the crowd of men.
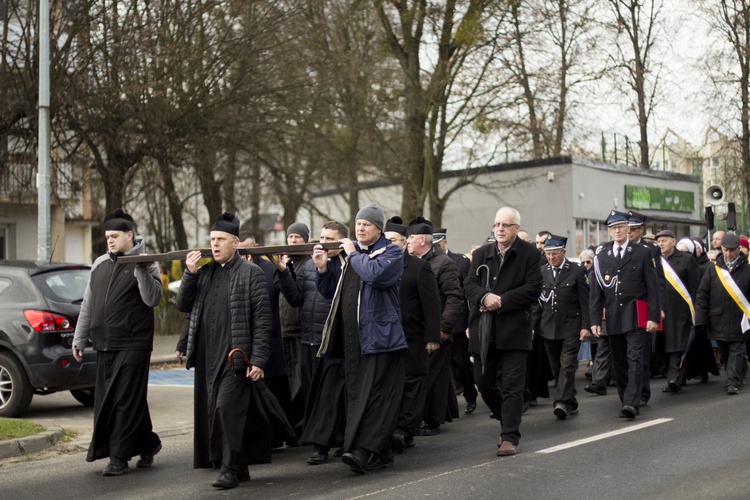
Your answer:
[72,205,748,489]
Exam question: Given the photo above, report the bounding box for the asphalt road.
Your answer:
[2,370,750,499]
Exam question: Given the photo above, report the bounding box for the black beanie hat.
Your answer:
[287,222,310,243]
[211,212,240,237]
[103,208,134,232]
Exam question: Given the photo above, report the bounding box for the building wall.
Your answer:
[309,158,701,257]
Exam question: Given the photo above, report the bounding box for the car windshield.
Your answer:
[31,269,90,303]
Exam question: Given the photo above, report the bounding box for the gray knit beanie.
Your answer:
[286,222,310,242]
[355,203,385,231]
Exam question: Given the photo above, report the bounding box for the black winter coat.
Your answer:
[696,254,750,342]
[464,239,542,352]
[176,252,272,370]
[661,249,699,352]
[422,247,463,335]
[446,248,471,334]
[400,253,442,375]
[277,258,333,346]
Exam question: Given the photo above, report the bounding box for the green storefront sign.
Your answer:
[624,185,694,213]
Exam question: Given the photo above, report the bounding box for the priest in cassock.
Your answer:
[176,212,272,489]
[313,203,407,474]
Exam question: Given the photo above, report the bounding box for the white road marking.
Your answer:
[536,417,673,454]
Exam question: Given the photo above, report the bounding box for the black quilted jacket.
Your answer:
[176,252,272,370]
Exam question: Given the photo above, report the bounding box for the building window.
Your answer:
[575,219,608,255]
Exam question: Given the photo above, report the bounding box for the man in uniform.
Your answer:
[176,212,272,489]
[72,209,163,476]
[655,230,699,393]
[696,233,750,395]
[535,235,590,419]
[385,217,441,452]
[464,206,542,456]
[590,210,659,419]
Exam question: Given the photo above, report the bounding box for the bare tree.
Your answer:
[605,0,665,168]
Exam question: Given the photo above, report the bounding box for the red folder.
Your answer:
[636,300,663,331]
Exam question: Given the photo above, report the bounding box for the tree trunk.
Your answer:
[158,159,188,251]
[196,145,222,225]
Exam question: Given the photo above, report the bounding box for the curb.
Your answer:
[0,425,64,459]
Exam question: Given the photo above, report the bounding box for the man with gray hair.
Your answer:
[464,207,542,456]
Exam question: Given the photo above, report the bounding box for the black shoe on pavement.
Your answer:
[212,471,239,489]
[136,442,162,468]
[238,466,250,482]
[465,401,477,414]
[392,433,406,453]
[333,448,344,458]
[727,385,739,395]
[553,403,569,420]
[619,405,638,419]
[584,384,607,396]
[102,457,129,476]
[341,449,369,474]
[307,450,329,465]
[667,380,680,392]
[421,424,440,436]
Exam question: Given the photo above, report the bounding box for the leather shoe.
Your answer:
[238,466,250,482]
[497,441,518,456]
[668,380,680,392]
[584,384,607,396]
[553,403,568,420]
[341,450,368,474]
[619,405,638,419]
[465,401,477,414]
[307,450,328,465]
[392,433,406,453]
[421,424,440,436]
[727,385,739,395]
[136,442,162,468]
[212,471,239,489]
[102,457,129,476]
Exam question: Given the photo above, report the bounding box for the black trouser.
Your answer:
[473,348,526,445]
[591,335,612,388]
[395,373,426,437]
[544,336,580,410]
[666,352,686,386]
[609,329,649,408]
[717,340,746,388]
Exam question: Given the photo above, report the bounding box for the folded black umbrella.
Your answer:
[228,348,299,447]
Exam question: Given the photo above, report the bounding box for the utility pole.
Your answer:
[37,0,51,262]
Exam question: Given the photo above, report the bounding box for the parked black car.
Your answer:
[0,261,96,417]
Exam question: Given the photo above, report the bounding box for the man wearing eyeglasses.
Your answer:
[590,210,659,420]
[464,206,542,456]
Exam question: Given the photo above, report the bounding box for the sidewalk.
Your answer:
[0,335,185,460]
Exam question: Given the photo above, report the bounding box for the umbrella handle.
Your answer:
[227,348,254,369]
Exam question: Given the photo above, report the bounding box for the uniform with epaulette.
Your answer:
[589,210,659,419]
[534,235,590,419]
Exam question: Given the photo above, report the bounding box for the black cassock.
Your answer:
[192,265,276,471]
[87,350,160,462]
[337,263,404,455]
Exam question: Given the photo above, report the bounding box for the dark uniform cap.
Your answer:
[408,216,433,236]
[627,210,647,227]
[433,227,447,243]
[103,208,134,232]
[543,234,567,250]
[384,216,407,237]
[721,233,740,250]
[606,210,629,227]
[655,230,675,239]
[211,212,240,237]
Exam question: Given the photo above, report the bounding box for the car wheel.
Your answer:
[70,388,95,407]
[0,352,34,418]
